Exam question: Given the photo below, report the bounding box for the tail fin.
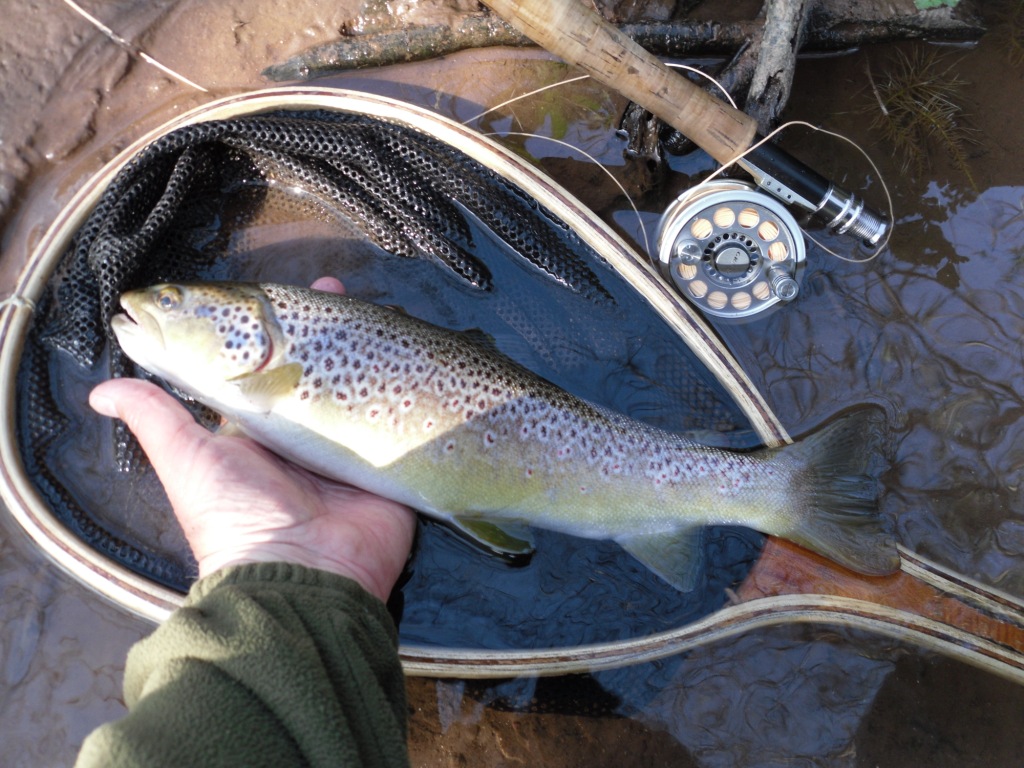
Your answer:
[774,408,900,576]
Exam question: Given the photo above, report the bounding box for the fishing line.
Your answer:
[59,0,209,93]
[464,62,736,127]
[666,62,738,109]
[465,63,738,256]
[480,130,651,253]
[695,120,895,263]
[462,75,592,127]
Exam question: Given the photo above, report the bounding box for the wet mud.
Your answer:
[3,1,1024,766]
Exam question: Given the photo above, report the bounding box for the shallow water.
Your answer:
[3,1,1024,765]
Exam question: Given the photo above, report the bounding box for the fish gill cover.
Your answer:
[16,108,760,649]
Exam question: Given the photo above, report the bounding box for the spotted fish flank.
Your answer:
[111,282,900,590]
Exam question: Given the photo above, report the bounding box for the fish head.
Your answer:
[111,283,283,409]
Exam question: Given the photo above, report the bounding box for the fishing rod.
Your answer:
[483,0,889,318]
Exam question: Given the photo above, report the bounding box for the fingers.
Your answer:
[89,379,209,477]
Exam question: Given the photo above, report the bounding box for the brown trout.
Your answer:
[111,282,900,589]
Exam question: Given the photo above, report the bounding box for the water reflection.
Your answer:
[722,179,1024,600]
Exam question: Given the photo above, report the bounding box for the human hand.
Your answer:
[90,277,417,602]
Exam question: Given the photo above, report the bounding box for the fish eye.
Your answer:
[155,286,183,311]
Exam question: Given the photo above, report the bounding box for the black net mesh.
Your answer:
[16,108,762,647]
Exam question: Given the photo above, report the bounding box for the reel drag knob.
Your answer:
[768,266,799,302]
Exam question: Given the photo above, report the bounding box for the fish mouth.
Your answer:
[110,296,165,359]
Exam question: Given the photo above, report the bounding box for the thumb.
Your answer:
[90,379,210,478]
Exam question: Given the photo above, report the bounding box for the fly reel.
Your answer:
[656,180,806,319]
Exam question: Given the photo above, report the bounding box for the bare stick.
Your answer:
[482,0,757,166]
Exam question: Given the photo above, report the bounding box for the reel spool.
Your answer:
[656,180,806,319]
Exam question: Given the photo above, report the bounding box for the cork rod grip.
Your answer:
[483,0,758,166]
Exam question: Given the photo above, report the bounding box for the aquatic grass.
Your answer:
[864,47,979,188]
[1005,0,1024,67]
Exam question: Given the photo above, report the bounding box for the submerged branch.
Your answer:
[264,6,985,82]
[264,14,526,80]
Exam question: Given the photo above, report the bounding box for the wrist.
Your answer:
[197,544,387,601]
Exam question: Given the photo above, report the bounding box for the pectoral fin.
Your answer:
[232,363,303,411]
[215,420,247,438]
[448,518,535,558]
[617,527,704,592]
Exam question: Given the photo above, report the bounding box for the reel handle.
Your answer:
[484,0,889,247]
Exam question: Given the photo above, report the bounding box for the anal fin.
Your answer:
[617,527,704,592]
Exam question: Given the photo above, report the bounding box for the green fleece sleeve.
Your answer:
[75,562,409,768]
